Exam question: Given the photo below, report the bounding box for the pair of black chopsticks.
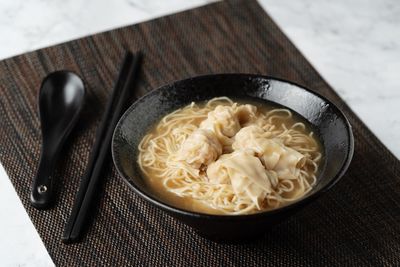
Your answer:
[62,51,141,243]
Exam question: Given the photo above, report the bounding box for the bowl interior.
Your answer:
[112,74,353,216]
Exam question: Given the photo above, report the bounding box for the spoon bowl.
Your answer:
[31,71,85,209]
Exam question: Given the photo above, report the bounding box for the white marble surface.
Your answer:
[0,0,399,266]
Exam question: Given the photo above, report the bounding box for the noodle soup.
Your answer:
[138,97,322,215]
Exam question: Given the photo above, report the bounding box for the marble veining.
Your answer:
[0,0,399,266]
[263,0,400,155]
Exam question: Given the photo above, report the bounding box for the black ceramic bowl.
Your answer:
[112,74,354,241]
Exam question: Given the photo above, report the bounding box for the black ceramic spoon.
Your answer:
[30,71,85,209]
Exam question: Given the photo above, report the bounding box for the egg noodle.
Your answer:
[138,97,321,215]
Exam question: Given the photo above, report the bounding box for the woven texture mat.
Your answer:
[1,0,400,266]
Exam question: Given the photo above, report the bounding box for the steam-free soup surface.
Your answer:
[138,97,322,215]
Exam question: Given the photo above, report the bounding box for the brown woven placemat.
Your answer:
[1,0,399,266]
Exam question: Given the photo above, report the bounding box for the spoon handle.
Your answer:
[30,148,56,209]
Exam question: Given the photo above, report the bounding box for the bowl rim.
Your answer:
[111,73,354,220]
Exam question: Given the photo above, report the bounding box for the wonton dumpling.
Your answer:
[273,149,306,179]
[232,125,265,153]
[207,150,271,208]
[178,129,222,169]
[234,104,257,125]
[233,126,305,178]
[233,125,284,169]
[200,105,240,137]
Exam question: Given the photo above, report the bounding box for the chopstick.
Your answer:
[62,51,141,243]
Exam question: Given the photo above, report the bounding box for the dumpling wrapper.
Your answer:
[233,125,306,179]
[199,104,258,150]
[274,149,306,179]
[200,105,240,138]
[234,104,257,125]
[207,150,272,208]
[177,129,222,169]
